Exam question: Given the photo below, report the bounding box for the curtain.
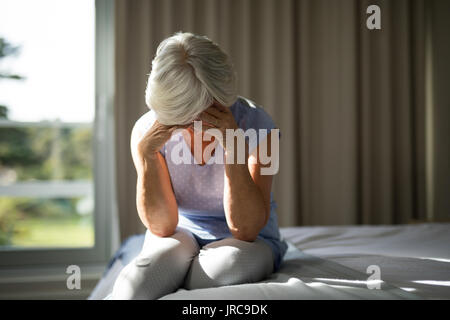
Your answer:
[114,0,428,241]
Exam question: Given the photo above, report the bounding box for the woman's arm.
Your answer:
[198,104,274,242]
[223,133,273,242]
[130,121,185,237]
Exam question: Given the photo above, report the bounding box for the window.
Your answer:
[0,0,116,287]
[0,0,96,249]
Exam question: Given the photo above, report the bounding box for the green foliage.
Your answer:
[12,216,94,247]
[0,127,40,167]
[0,197,92,246]
[0,126,93,181]
[0,105,8,119]
[0,126,94,245]
[0,198,20,245]
[0,37,20,59]
[0,37,25,81]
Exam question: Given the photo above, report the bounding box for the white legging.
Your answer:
[110,227,274,300]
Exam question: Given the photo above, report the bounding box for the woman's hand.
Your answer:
[197,102,239,151]
[131,119,188,238]
[197,103,271,242]
[137,120,188,158]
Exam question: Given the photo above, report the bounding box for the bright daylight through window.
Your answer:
[0,0,95,248]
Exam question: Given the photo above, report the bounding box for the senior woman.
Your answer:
[110,32,287,299]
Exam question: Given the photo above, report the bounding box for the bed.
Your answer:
[88,223,450,300]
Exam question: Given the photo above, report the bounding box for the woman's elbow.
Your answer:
[231,228,259,242]
[148,224,177,238]
[140,209,178,238]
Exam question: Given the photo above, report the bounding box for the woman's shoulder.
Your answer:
[132,109,157,138]
[231,96,277,132]
[130,109,159,154]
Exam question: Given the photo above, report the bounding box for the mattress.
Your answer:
[89,223,450,300]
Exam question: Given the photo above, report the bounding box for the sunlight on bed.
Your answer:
[419,257,450,263]
[399,287,417,292]
[313,277,384,287]
[412,280,450,287]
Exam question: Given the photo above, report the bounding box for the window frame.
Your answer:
[0,0,117,277]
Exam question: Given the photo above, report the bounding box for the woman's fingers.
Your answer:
[198,111,219,127]
[167,124,191,137]
[204,105,225,118]
[212,103,229,113]
[171,123,191,130]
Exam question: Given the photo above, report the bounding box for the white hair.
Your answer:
[145,32,238,125]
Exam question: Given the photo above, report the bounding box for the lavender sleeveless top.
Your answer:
[134,96,287,271]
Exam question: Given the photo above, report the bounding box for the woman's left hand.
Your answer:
[196,102,240,151]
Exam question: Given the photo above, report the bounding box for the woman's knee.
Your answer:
[140,227,199,260]
[184,237,274,290]
[111,228,199,299]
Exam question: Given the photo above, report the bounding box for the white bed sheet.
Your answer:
[281,223,450,300]
[89,223,450,300]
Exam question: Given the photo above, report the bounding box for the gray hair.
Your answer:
[145,32,238,125]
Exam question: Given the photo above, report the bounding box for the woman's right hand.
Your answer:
[137,120,189,157]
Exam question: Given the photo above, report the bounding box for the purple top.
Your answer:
[134,96,287,270]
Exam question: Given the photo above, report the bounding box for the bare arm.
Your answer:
[199,104,274,242]
[131,121,186,237]
[223,133,273,242]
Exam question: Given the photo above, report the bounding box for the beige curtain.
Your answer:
[114,0,428,241]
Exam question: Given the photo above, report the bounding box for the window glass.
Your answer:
[0,0,95,248]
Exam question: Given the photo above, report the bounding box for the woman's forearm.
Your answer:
[223,148,268,242]
[136,152,178,237]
